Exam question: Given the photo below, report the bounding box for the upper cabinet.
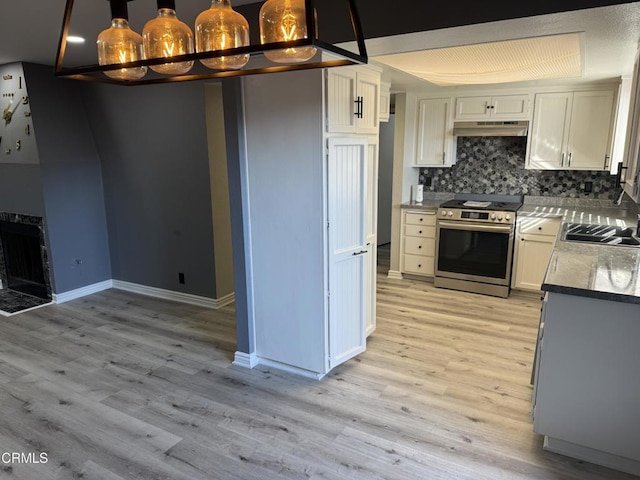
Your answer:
[327,67,380,135]
[622,50,640,202]
[414,97,456,167]
[455,94,530,120]
[527,89,616,170]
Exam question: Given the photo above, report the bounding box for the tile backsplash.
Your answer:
[419,137,618,199]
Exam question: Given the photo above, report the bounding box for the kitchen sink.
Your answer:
[563,223,640,247]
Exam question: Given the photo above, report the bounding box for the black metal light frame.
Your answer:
[55,0,368,86]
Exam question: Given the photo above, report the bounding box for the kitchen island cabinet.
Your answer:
[532,236,640,476]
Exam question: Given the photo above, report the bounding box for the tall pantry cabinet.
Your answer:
[241,65,381,378]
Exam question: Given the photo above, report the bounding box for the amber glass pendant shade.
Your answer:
[195,0,250,70]
[142,1,194,75]
[97,3,147,82]
[259,0,317,63]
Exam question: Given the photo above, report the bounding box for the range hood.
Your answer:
[453,121,529,137]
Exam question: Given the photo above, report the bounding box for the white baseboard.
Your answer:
[113,280,234,310]
[233,351,259,369]
[387,270,403,280]
[544,436,640,477]
[53,280,114,304]
[255,357,326,380]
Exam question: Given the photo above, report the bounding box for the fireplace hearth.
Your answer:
[0,213,51,302]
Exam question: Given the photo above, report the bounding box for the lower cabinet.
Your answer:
[512,217,561,291]
[400,210,437,276]
[533,292,640,476]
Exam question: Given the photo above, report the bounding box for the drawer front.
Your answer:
[404,236,435,256]
[405,212,436,226]
[518,217,561,236]
[403,254,434,275]
[405,225,436,238]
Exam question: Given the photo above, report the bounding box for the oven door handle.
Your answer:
[437,220,513,234]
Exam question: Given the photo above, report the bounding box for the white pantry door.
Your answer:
[327,137,368,369]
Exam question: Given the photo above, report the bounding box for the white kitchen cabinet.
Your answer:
[242,67,380,378]
[527,90,616,170]
[511,217,561,291]
[414,97,455,167]
[364,141,379,336]
[327,67,380,135]
[622,48,640,202]
[400,210,437,276]
[455,94,530,120]
[379,81,391,123]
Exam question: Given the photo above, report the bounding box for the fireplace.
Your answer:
[0,214,51,300]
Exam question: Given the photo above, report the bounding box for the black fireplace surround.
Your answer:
[0,213,51,300]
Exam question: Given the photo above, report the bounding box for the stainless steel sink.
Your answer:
[563,223,640,247]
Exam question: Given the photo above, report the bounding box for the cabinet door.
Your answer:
[364,141,379,337]
[326,69,358,134]
[567,90,615,170]
[512,233,556,291]
[327,138,367,369]
[356,70,380,134]
[491,94,530,118]
[415,98,453,166]
[527,92,572,170]
[455,96,491,119]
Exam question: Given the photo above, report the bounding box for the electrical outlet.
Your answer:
[425,176,432,187]
[584,181,593,194]
[178,272,185,284]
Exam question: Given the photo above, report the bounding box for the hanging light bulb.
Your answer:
[259,0,317,63]
[195,0,250,70]
[142,0,194,75]
[96,0,147,80]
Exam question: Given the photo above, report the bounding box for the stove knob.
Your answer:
[441,210,447,216]
[490,214,497,220]
[506,214,512,221]
[498,215,503,221]
[447,211,453,217]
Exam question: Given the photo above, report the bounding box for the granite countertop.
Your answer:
[523,196,640,304]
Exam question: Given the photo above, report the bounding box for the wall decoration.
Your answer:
[419,136,618,199]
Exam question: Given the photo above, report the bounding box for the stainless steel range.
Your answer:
[434,195,522,298]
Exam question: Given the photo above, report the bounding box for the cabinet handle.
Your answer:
[568,152,572,167]
[353,96,363,119]
[561,152,565,167]
[418,245,422,249]
[538,227,542,231]
[418,264,422,268]
[419,230,423,234]
[604,155,610,170]
[352,249,368,256]
[419,218,423,222]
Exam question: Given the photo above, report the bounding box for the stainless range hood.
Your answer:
[453,121,529,137]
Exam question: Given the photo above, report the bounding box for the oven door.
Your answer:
[435,220,514,286]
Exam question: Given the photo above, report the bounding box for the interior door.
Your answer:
[327,137,368,369]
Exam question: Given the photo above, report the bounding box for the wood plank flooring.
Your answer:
[0,275,636,479]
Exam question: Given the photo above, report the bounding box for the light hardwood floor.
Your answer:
[0,276,636,479]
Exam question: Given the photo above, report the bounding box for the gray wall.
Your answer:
[82,80,217,299]
[378,115,395,245]
[24,63,112,294]
[0,63,45,217]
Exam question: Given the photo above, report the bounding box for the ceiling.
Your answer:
[364,2,640,91]
[1,2,639,92]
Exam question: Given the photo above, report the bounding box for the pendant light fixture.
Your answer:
[96,0,147,80]
[195,0,250,71]
[142,0,194,75]
[259,0,317,63]
[56,0,367,86]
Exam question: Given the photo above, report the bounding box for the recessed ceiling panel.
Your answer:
[374,33,583,86]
